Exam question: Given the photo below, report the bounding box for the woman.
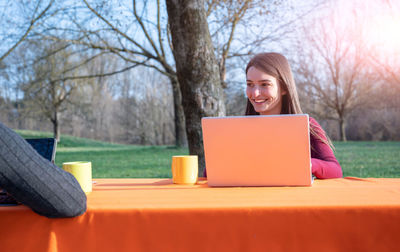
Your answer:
[245,52,342,179]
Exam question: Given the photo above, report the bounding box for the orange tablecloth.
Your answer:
[1,177,400,252]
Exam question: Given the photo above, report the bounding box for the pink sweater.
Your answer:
[309,117,342,179]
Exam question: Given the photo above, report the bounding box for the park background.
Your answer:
[1,0,399,178]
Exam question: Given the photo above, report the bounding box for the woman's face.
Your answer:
[246,66,286,115]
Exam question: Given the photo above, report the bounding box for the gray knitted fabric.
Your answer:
[0,122,86,218]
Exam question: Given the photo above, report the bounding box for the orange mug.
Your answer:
[171,155,198,185]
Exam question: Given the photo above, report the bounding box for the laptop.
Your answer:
[201,114,312,187]
[26,138,57,163]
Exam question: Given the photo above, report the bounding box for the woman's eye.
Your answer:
[246,83,253,87]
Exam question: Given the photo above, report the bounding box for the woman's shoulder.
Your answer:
[309,116,321,129]
[308,116,319,125]
[308,116,326,138]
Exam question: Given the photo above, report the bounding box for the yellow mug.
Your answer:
[62,161,92,193]
[171,155,198,185]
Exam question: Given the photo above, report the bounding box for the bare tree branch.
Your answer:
[53,62,145,82]
[132,0,162,59]
[156,0,166,60]
[82,0,153,58]
[0,0,55,62]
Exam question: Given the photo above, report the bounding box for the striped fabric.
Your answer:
[0,122,86,218]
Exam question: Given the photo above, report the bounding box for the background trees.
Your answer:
[293,7,372,141]
[1,0,399,154]
[291,0,400,141]
[45,0,188,147]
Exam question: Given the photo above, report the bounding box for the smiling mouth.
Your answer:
[253,99,268,104]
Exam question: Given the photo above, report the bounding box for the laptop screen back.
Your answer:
[26,138,57,163]
[201,114,312,186]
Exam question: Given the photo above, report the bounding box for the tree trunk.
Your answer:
[169,76,187,147]
[339,117,347,142]
[53,110,60,142]
[166,0,226,174]
[219,57,227,88]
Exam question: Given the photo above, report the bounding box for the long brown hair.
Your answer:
[245,52,334,150]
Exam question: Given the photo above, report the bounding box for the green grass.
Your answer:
[17,130,119,148]
[56,145,187,178]
[16,129,188,178]
[334,141,400,178]
[16,130,400,178]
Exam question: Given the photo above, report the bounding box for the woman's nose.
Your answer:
[252,86,260,97]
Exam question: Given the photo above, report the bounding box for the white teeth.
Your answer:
[254,99,267,103]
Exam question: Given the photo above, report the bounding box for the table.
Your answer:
[1,177,400,252]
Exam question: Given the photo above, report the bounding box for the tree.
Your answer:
[205,0,319,88]
[292,4,374,141]
[64,54,120,142]
[116,66,175,145]
[166,0,226,173]
[21,42,85,141]
[41,0,315,147]
[50,0,188,147]
[2,1,325,152]
[206,0,254,88]
[0,0,55,62]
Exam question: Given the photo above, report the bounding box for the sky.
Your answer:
[1,0,399,97]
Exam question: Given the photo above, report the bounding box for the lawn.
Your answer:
[334,141,400,178]
[17,129,188,178]
[17,130,400,178]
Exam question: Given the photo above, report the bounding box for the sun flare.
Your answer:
[334,0,400,55]
[367,15,400,52]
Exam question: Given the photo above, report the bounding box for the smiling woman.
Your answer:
[242,52,343,179]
